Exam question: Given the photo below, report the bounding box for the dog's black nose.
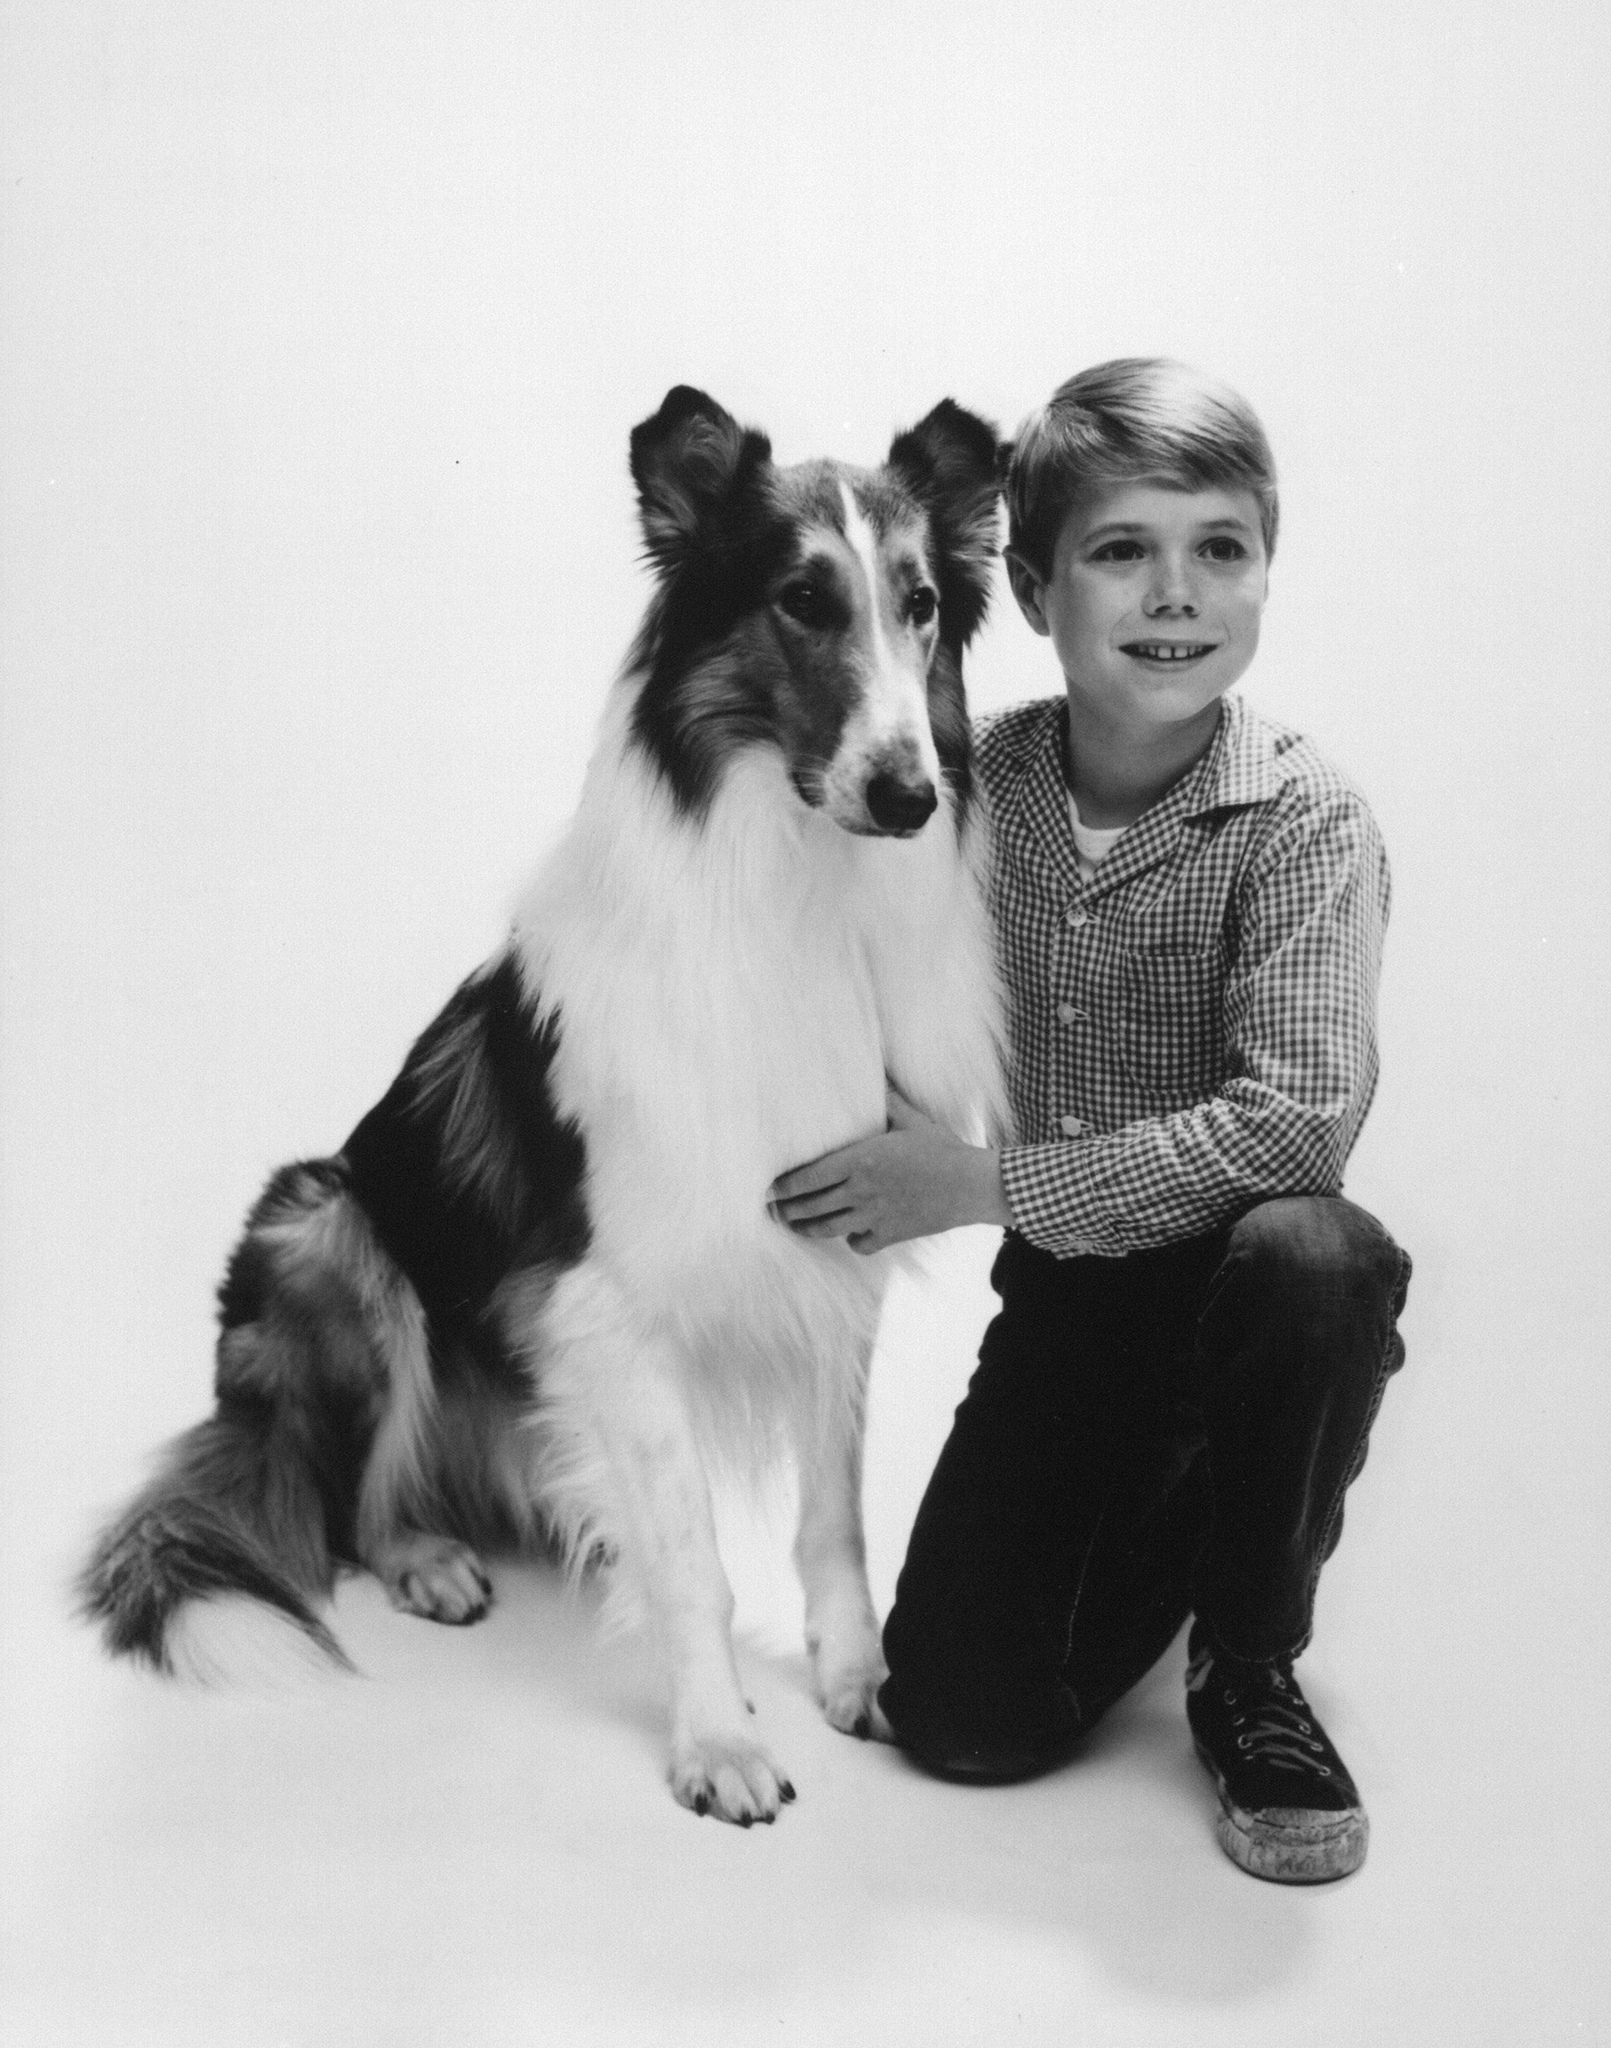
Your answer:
[865,773,938,835]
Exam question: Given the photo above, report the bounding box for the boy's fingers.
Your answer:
[787,1208,858,1239]
[773,1185,858,1223]
[769,1158,851,1202]
[794,1204,855,1236]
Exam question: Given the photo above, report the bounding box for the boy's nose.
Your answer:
[1145,562,1199,614]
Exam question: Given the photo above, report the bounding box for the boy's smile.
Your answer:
[1122,638,1218,667]
[1008,480,1268,758]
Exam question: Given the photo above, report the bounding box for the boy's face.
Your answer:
[1008,481,1268,740]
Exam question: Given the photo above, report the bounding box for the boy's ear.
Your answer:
[629,386,774,576]
[1004,548,1052,636]
[886,399,1002,650]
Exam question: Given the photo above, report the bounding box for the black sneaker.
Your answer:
[1185,1627,1368,1883]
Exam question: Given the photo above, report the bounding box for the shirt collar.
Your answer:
[992,691,1284,902]
[1181,692,1286,816]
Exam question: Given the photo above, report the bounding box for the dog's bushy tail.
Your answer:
[78,1157,396,1678]
[78,1408,347,1674]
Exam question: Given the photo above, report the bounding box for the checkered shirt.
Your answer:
[980,692,1390,1258]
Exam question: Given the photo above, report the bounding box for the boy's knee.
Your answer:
[1222,1196,1409,1310]
[877,1663,1082,1785]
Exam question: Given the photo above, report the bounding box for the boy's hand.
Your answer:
[768,1086,1011,1255]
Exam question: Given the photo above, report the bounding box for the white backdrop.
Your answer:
[3,6,1608,2045]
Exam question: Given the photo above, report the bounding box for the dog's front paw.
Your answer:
[670,1728,796,1826]
[814,1635,894,1743]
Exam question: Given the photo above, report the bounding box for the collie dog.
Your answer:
[81,386,1008,1824]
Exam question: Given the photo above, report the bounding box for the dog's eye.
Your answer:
[909,586,939,627]
[778,583,830,628]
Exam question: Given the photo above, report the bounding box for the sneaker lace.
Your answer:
[1230,1669,1328,1775]
[1188,1648,1331,1776]
[1236,1703,1326,1769]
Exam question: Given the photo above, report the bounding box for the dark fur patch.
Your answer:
[216,1158,350,1332]
[885,398,1002,655]
[627,392,795,817]
[341,952,589,1344]
[630,617,795,820]
[926,643,974,822]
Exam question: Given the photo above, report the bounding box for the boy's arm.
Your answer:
[1001,789,1390,1257]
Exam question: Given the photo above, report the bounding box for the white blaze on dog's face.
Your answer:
[767,472,944,837]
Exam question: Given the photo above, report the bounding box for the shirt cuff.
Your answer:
[999,1142,1128,1259]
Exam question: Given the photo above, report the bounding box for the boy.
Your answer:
[769,359,1411,1884]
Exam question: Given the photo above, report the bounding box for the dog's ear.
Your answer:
[886,400,1002,649]
[629,387,774,575]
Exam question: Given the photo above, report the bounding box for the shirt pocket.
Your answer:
[1116,946,1227,1106]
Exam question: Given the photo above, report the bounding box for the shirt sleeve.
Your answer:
[997,790,1391,1256]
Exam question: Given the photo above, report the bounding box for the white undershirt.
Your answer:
[1067,792,1126,881]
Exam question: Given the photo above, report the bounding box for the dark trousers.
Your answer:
[878,1196,1412,1768]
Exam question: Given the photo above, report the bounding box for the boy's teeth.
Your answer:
[1133,642,1204,659]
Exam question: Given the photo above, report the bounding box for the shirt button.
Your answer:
[1056,1001,1085,1024]
[1060,1114,1089,1137]
[1067,910,1091,929]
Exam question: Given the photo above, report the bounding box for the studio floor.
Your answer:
[3,1234,1603,2048]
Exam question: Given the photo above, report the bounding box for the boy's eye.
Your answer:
[1200,536,1249,562]
[908,586,938,627]
[1089,540,1146,563]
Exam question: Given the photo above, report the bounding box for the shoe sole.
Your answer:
[1193,1739,1369,1884]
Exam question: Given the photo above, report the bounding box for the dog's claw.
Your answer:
[671,1729,790,1826]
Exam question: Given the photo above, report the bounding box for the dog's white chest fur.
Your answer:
[511,686,1004,1337]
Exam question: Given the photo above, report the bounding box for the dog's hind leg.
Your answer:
[534,1269,794,1825]
[353,1299,494,1627]
[794,1370,893,1743]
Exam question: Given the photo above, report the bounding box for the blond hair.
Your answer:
[1005,359,1279,576]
